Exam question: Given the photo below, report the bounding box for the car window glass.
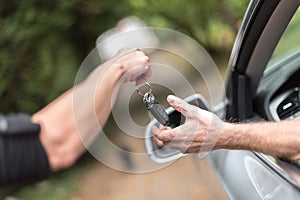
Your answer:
[266,7,300,69]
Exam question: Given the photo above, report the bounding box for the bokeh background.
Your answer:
[0,0,249,199]
[0,0,248,114]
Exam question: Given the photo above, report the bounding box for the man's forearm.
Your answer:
[32,62,123,171]
[220,119,300,160]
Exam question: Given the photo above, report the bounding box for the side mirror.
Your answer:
[144,94,211,163]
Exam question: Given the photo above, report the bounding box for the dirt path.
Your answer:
[70,121,229,200]
[71,156,228,200]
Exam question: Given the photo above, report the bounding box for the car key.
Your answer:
[137,83,170,126]
[143,92,170,126]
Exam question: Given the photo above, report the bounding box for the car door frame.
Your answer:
[209,0,300,199]
[225,0,299,120]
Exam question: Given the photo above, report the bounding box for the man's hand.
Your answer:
[96,48,151,86]
[116,48,151,85]
[152,95,300,162]
[152,95,224,154]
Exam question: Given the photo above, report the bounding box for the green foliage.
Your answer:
[0,0,130,113]
[0,0,78,113]
[0,0,248,114]
[127,0,249,51]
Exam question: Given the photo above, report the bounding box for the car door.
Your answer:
[144,0,300,199]
[209,0,300,199]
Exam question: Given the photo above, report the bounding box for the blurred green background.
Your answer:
[0,0,248,114]
[0,0,249,199]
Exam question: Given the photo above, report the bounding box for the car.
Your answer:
[144,0,300,199]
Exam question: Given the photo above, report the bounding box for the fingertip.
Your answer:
[167,95,182,112]
[146,56,150,62]
[152,135,164,147]
[167,95,191,116]
[167,95,177,104]
[151,125,159,133]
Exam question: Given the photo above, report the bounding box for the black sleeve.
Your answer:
[0,113,50,186]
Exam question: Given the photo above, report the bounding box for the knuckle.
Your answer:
[173,104,182,111]
[144,56,150,62]
[160,133,169,141]
[157,131,171,141]
[133,49,142,55]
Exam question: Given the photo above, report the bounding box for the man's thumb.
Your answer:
[167,95,191,116]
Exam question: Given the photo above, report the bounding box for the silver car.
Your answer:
[145,0,300,199]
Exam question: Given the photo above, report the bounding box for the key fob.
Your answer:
[143,92,169,126]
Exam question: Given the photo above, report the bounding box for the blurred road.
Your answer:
[71,125,229,200]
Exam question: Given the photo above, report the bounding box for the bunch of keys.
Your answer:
[136,82,170,126]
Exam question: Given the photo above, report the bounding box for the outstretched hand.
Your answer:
[152,95,224,154]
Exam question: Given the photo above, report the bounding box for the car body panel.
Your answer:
[209,150,300,200]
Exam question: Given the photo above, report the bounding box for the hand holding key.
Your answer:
[152,95,223,154]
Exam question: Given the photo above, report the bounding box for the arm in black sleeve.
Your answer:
[0,113,50,186]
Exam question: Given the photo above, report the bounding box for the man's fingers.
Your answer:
[135,65,152,85]
[167,95,195,117]
[120,50,150,84]
[152,135,165,147]
[152,126,175,142]
[152,126,166,147]
[151,125,199,154]
[151,125,160,134]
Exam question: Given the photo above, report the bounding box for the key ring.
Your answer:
[136,82,152,96]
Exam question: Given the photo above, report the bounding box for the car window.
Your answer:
[266,7,300,69]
